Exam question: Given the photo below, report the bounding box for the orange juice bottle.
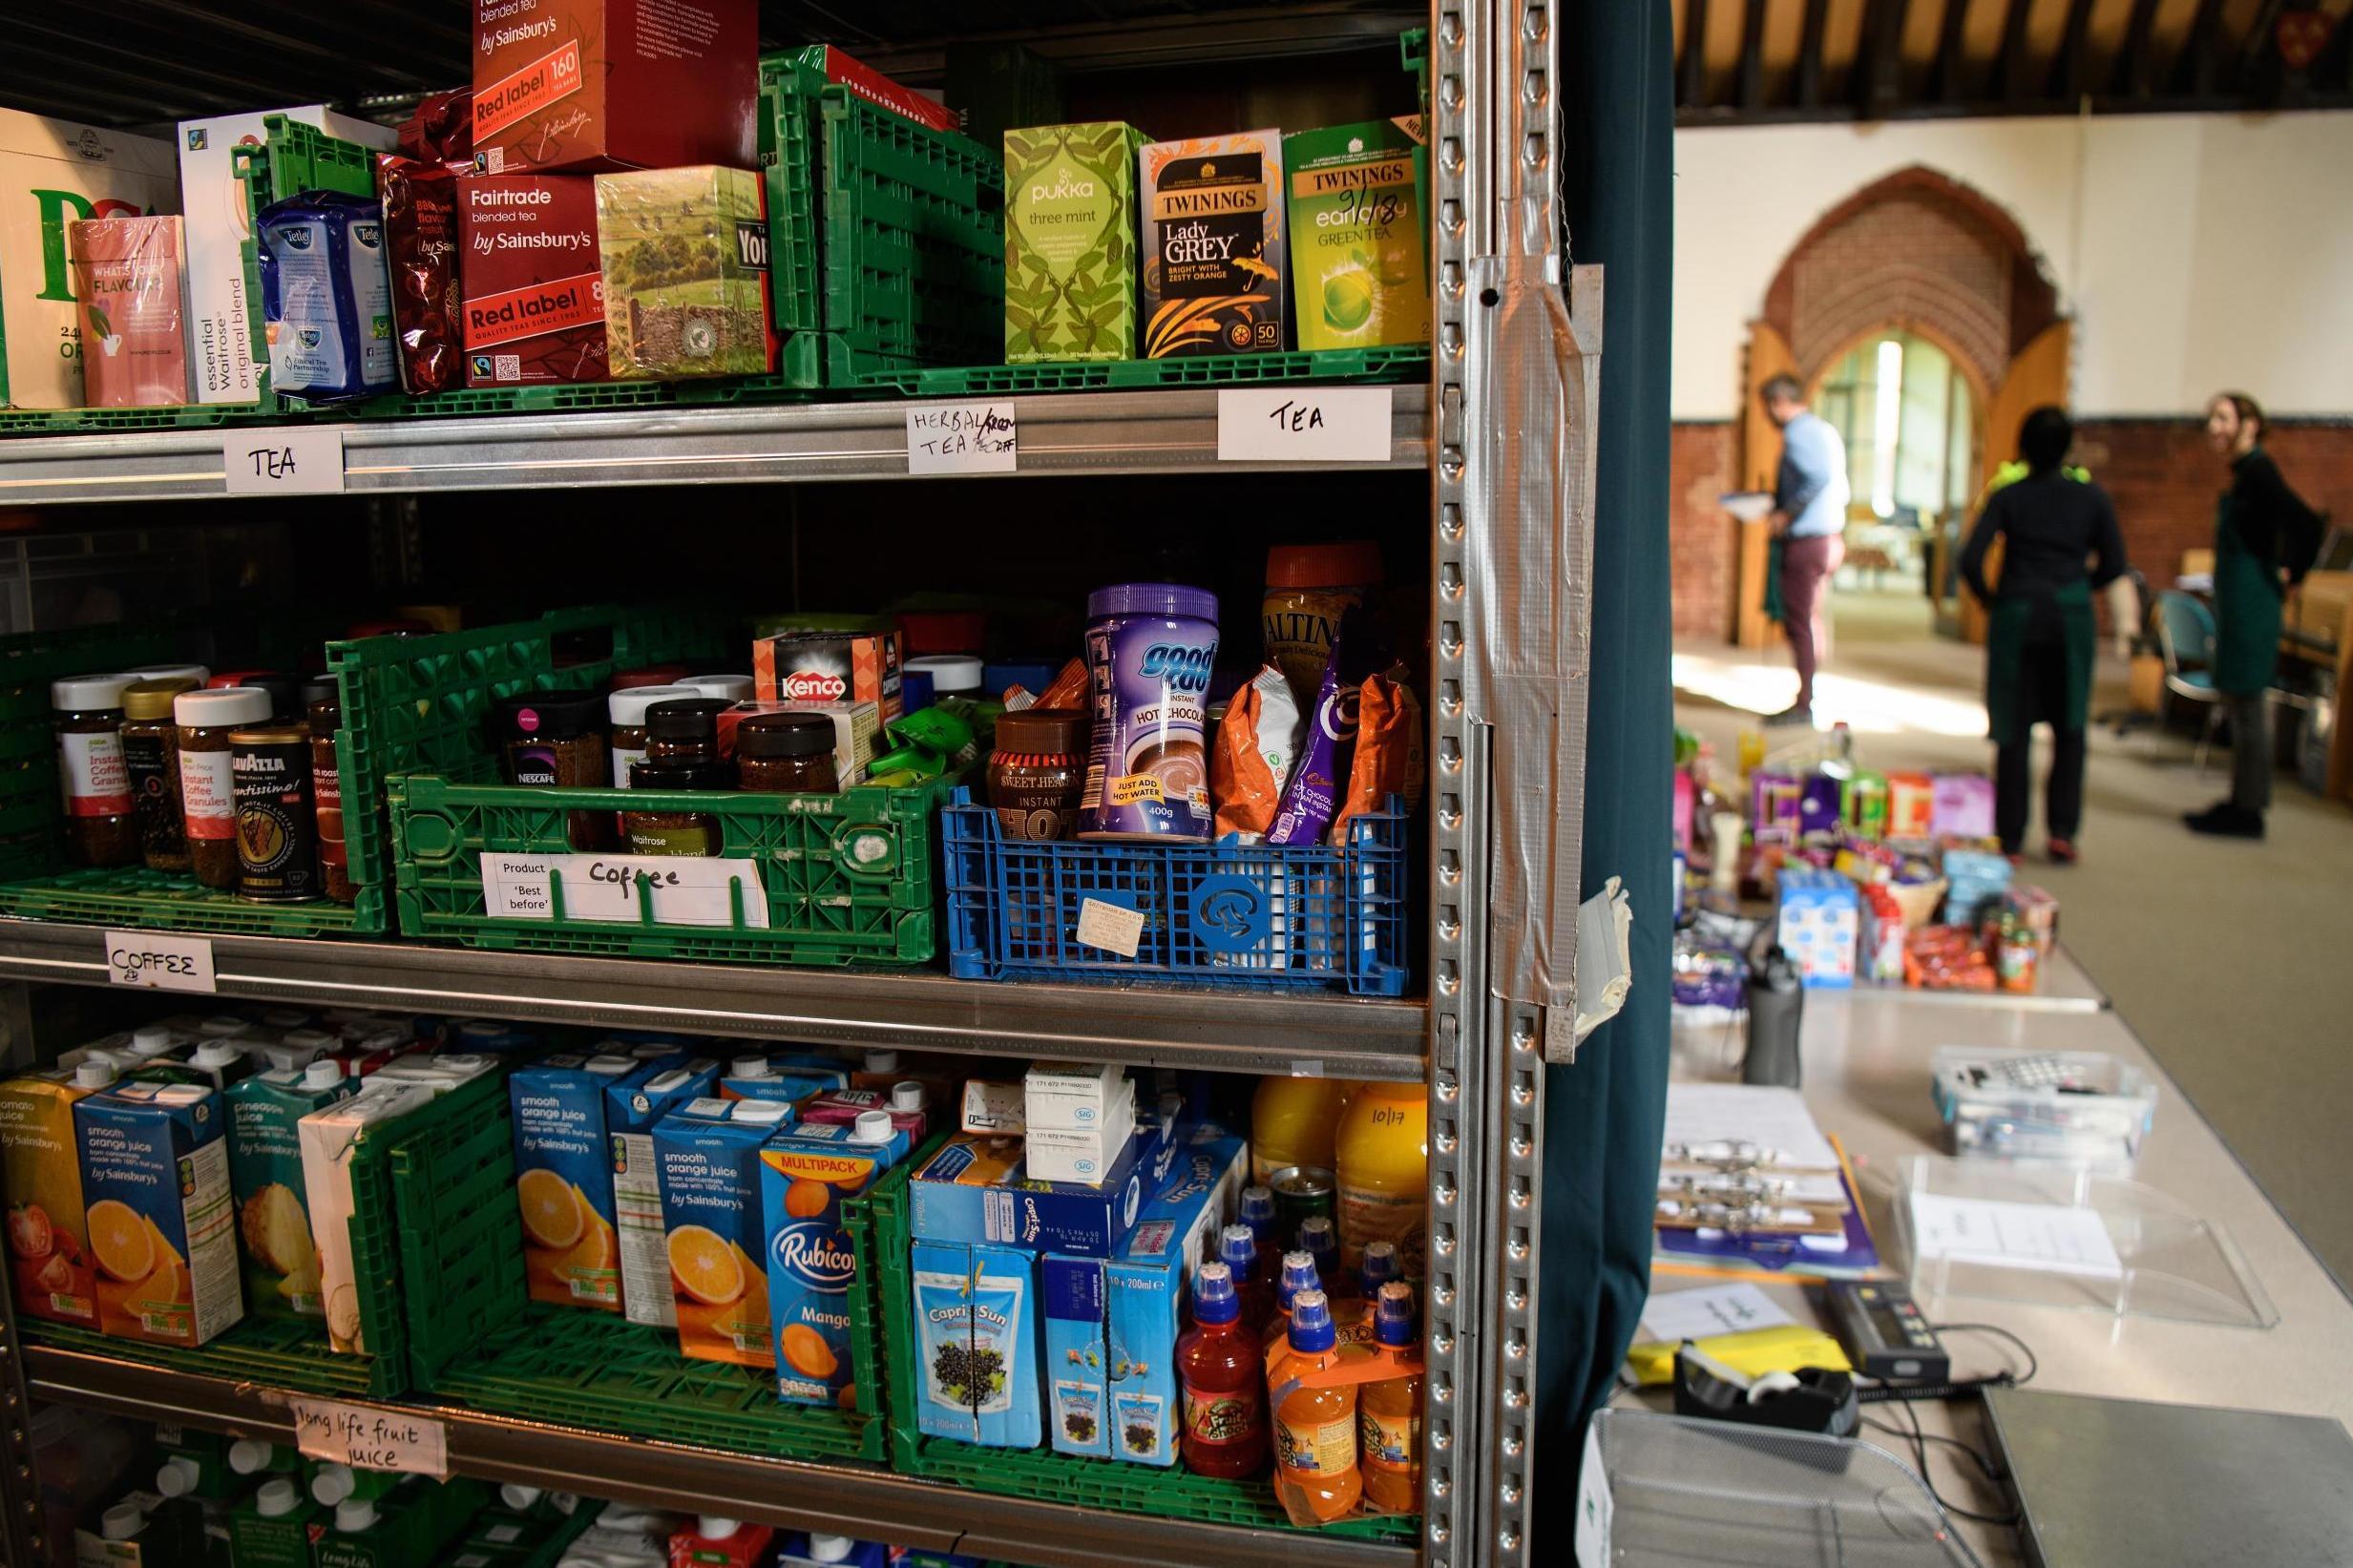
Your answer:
[1270,1289,1361,1524]
[1334,1079,1426,1279]
[1250,1077,1348,1184]
[1357,1282,1423,1511]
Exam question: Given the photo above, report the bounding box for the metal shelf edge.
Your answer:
[0,919,1426,1078]
[23,1344,1414,1568]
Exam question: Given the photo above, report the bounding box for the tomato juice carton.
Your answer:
[911,1237,1041,1447]
[472,0,758,177]
[759,1117,906,1408]
[607,1056,721,1328]
[0,1069,98,1327]
[226,1061,355,1320]
[510,1053,642,1311]
[297,1081,440,1352]
[74,1080,243,1348]
[457,173,608,387]
[652,1098,794,1366]
[752,631,903,722]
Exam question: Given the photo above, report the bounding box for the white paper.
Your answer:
[906,402,1017,474]
[223,428,346,495]
[480,853,769,930]
[1634,1283,1798,1345]
[1074,896,1145,957]
[1661,1083,1841,1172]
[102,930,217,993]
[1907,1192,2124,1280]
[1217,387,1393,463]
[290,1397,448,1477]
[1574,1422,1613,1568]
[1719,490,1775,523]
[1558,876,1634,1059]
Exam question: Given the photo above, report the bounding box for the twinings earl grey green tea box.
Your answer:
[1139,132,1286,359]
[1283,118,1430,352]
[1003,122,1148,364]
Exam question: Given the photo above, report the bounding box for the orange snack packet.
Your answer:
[1333,671,1422,842]
[1211,666,1301,840]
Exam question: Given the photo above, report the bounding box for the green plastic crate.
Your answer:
[0,621,181,884]
[391,767,962,966]
[23,1311,386,1400]
[857,344,1430,399]
[867,1160,1420,1542]
[0,865,362,936]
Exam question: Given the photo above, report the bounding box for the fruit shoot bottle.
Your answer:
[1176,1261,1270,1479]
[1270,1289,1361,1524]
[1239,1183,1282,1281]
[1271,1248,1320,1345]
[1217,1223,1274,1333]
[1355,1240,1402,1337]
[1298,1215,1353,1324]
[1357,1281,1424,1512]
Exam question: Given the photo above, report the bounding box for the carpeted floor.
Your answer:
[1674,586,2353,1289]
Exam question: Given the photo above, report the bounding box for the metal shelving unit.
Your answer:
[0,4,1592,1565]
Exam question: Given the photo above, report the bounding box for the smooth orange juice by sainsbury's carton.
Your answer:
[74,1078,243,1347]
[653,1097,794,1367]
[0,1064,105,1327]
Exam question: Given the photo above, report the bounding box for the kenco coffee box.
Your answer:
[1138,131,1287,359]
[752,631,904,722]
[473,0,758,176]
[0,109,178,408]
[458,173,609,387]
[1003,122,1147,364]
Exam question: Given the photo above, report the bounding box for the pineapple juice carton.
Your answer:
[74,1079,243,1347]
[0,1066,102,1327]
[225,1060,354,1319]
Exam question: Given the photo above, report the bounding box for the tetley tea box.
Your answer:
[1139,131,1286,359]
[1003,122,1147,364]
[1283,118,1429,352]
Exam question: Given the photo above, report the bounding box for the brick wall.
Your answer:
[1670,421,1738,641]
[2076,420,2353,586]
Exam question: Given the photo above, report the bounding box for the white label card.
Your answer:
[102,930,217,993]
[222,427,346,495]
[1634,1283,1797,1345]
[1075,896,1145,958]
[906,402,1017,474]
[481,854,770,930]
[290,1398,448,1478]
[1216,387,1393,464]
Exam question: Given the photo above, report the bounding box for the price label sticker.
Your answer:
[1075,896,1145,958]
[290,1398,448,1478]
[906,402,1018,474]
[481,853,770,930]
[223,427,346,495]
[1216,387,1393,464]
[102,930,216,993]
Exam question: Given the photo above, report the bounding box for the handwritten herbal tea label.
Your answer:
[907,402,1018,473]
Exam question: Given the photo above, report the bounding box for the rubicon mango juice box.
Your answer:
[510,1053,639,1311]
[760,1118,907,1408]
[607,1056,720,1328]
[653,1098,794,1366]
[0,1070,98,1326]
[226,1061,354,1319]
[74,1080,243,1347]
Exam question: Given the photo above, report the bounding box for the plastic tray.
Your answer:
[854,344,1428,398]
[866,1158,1418,1541]
[943,788,1410,994]
[1931,1046,2154,1171]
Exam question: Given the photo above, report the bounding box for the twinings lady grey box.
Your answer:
[1138,130,1286,359]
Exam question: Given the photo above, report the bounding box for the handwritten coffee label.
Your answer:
[103,930,216,993]
[481,853,770,930]
[907,402,1018,474]
[290,1397,448,1477]
[223,428,346,495]
[1216,387,1392,463]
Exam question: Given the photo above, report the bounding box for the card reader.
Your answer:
[1825,1281,1949,1383]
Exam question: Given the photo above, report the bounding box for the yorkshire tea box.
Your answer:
[1139,132,1286,359]
[594,165,775,379]
[0,109,178,408]
[0,1070,98,1327]
[1003,122,1147,364]
[74,1080,244,1348]
[1283,118,1429,352]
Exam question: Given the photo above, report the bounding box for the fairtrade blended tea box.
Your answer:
[1283,118,1429,352]
[1003,122,1147,364]
[1139,131,1286,358]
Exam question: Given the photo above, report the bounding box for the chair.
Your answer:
[2153,590,2226,772]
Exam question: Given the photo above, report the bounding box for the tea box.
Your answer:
[1138,130,1286,358]
[1003,122,1147,364]
[594,165,775,379]
[472,0,757,176]
[1282,118,1429,352]
[458,174,608,387]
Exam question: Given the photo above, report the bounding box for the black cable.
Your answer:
[1931,1321,2039,1386]
[1880,1396,2021,1527]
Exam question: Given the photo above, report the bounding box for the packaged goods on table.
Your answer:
[1933,773,1997,839]
[1885,771,1935,838]
[1775,868,1859,990]
[1859,884,1906,983]
[1942,846,2014,928]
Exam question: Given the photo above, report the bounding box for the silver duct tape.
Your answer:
[1464,257,1604,1013]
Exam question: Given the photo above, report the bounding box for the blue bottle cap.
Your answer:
[1361,1240,1402,1295]
[1279,1249,1320,1308]
[1291,1289,1337,1352]
[1375,1281,1417,1348]
[1298,1215,1337,1252]
[1218,1224,1257,1281]
[1193,1261,1240,1325]
[1239,1185,1276,1231]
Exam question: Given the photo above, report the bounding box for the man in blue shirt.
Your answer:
[1763,374,1851,726]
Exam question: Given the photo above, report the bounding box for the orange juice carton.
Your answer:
[607,1056,722,1328]
[225,1060,355,1320]
[74,1079,243,1347]
[297,1081,440,1352]
[760,1112,908,1408]
[717,1053,848,1104]
[510,1053,644,1312]
[0,1066,102,1327]
[653,1098,794,1365]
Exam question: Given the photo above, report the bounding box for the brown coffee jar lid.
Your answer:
[737,713,836,759]
[645,698,732,741]
[995,708,1085,755]
[121,677,199,721]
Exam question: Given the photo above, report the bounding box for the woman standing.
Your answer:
[1961,407,2133,862]
[2187,392,2321,840]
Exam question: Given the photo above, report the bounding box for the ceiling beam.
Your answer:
[1995,0,2037,99]
[1932,0,1975,101]
[2047,0,2099,101]
[1797,0,1833,107]
[1680,0,1713,107]
[2174,0,2230,95]
[1740,0,1770,109]
[2110,0,2166,97]
[1860,0,1913,114]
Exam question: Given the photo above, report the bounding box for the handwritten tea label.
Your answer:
[480,853,770,930]
[1216,387,1392,464]
[1075,896,1145,958]
[223,428,347,495]
[103,930,216,993]
[906,402,1018,474]
[290,1398,448,1477]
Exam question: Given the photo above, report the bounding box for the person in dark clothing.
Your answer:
[2186,391,2322,840]
[1961,407,2133,862]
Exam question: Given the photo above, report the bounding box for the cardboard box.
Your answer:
[752,631,903,721]
[1003,122,1147,363]
[224,1065,355,1319]
[908,1129,1154,1258]
[1138,130,1286,358]
[716,700,880,788]
[472,0,758,176]
[510,1054,642,1311]
[594,165,774,379]
[1023,1060,1128,1130]
[1283,118,1428,352]
[912,1238,1042,1446]
[298,1081,439,1352]
[605,1056,722,1328]
[0,110,178,408]
[960,1079,1024,1135]
[76,1080,244,1348]
[457,173,608,387]
[1931,773,1996,840]
[175,109,396,405]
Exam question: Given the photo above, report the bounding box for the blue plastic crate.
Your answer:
[942,787,1409,994]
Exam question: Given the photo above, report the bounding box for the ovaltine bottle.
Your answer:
[230,721,319,902]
